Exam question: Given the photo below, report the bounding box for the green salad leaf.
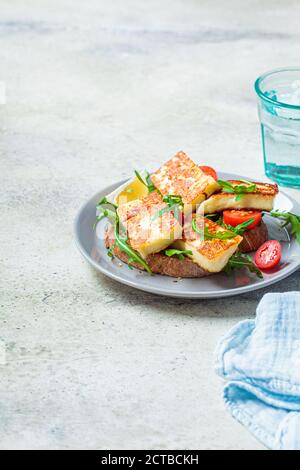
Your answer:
[222,218,255,235]
[93,196,118,229]
[114,218,152,273]
[205,213,219,221]
[224,253,263,279]
[93,208,117,230]
[164,248,193,260]
[217,179,257,202]
[94,197,152,273]
[134,170,157,193]
[270,210,300,245]
[192,218,237,240]
[96,196,118,210]
[152,194,183,222]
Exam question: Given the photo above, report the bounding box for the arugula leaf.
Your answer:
[93,208,117,229]
[233,218,255,232]
[152,205,175,220]
[152,194,183,222]
[224,253,263,279]
[127,256,136,270]
[217,180,236,193]
[270,210,300,245]
[235,194,244,202]
[163,194,183,205]
[94,196,118,229]
[192,218,237,240]
[107,241,117,258]
[192,215,253,240]
[94,196,118,228]
[164,249,193,260]
[217,179,257,202]
[114,218,152,273]
[204,226,237,240]
[239,179,255,185]
[222,218,255,235]
[146,173,156,192]
[205,213,219,221]
[134,170,157,193]
[96,196,118,210]
[94,197,152,273]
[134,169,148,187]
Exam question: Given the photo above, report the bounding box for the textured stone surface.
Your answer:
[1,0,300,450]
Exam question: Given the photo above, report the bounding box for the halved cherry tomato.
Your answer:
[199,165,218,180]
[223,210,262,230]
[254,240,281,270]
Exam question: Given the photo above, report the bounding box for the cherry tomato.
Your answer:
[254,240,281,270]
[223,210,262,230]
[199,165,218,180]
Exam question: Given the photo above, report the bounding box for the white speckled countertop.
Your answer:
[1,0,300,450]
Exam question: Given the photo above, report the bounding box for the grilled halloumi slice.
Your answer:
[117,198,144,224]
[200,180,278,214]
[172,215,242,273]
[151,151,220,211]
[117,191,182,259]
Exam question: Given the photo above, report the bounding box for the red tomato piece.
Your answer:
[254,240,281,270]
[223,210,262,230]
[199,165,218,180]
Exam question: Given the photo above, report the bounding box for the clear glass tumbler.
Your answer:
[255,68,300,188]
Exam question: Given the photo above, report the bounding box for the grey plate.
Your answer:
[74,172,300,298]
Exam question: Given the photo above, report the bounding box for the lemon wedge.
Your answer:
[116,176,148,205]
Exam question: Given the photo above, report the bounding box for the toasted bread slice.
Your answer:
[105,221,268,277]
[172,215,242,273]
[200,180,278,214]
[151,151,220,211]
[117,191,182,259]
[105,225,210,278]
[239,221,268,253]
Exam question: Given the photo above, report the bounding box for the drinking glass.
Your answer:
[255,68,300,188]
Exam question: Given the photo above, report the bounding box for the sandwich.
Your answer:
[97,152,282,278]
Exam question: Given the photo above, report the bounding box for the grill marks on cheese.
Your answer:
[172,215,242,272]
[151,151,220,208]
[201,180,279,214]
[115,153,278,274]
[117,191,182,259]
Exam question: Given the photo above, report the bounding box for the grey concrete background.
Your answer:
[1,0,300,450]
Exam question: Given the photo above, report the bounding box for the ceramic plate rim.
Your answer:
[74,172,300,298]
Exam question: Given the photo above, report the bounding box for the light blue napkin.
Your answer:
[215,292,300,450]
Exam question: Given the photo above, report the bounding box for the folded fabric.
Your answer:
[215,292,300,450]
